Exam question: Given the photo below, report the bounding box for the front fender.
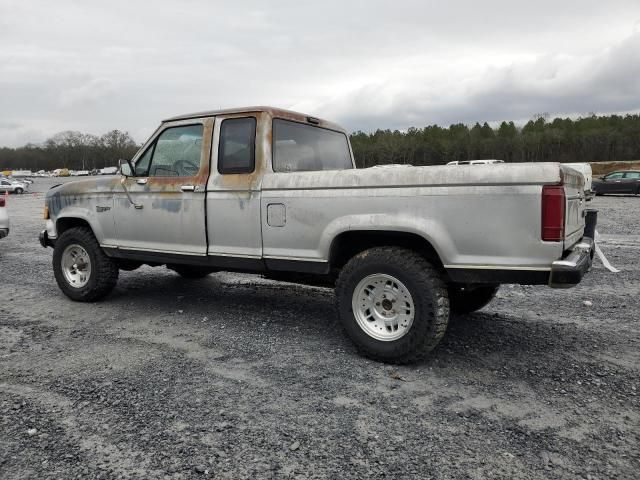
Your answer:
[52,207,109,244]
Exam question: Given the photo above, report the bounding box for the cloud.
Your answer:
[316,31,640,131]
[0,1,639,146]
[58,78,117,108]
[0,121,22,130]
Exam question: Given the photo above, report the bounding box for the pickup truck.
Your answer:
[39,106,597,363]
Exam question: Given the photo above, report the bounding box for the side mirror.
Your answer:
[119,159,134,177]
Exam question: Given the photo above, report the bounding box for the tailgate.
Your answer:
[562,166,586,248]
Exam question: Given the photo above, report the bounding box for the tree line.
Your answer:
[350,114,640,167]
[1,114,639,172]
[0,130,140,171]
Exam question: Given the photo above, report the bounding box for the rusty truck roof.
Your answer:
[162,106,346,132]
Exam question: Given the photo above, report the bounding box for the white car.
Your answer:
[0,179,28,194]
[0,194,9,238]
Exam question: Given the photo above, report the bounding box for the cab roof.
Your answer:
[162,106,346,133]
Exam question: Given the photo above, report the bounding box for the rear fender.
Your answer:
[319,214,452,263]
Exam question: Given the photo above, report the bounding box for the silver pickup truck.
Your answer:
[39,106,597,363]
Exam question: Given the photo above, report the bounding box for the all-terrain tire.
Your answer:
[448,285,499,314]
[53,227,119,302]
[168,265,214,279]
[336,247,449,364]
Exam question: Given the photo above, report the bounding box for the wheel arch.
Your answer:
[329,230,444,271]
[56,216,100,240]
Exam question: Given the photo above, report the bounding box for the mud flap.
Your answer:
[594,230,620,273]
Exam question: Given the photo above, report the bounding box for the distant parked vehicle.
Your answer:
[76,170,90,176]
[53,169,70,177]
[99,166,119,175]
[11,170,33,177]
[0,179,28,194]
[446,159,505,165]
[593,170,640,195]
[0,193,9,239]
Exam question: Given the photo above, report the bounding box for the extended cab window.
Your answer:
[218,117,256,174]
[273,119,352,172]
[142,124,203,177]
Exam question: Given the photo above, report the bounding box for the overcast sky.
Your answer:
[1,0,639,147]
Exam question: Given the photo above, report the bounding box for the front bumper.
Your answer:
[39,229,56,248]
[548,209,597,288]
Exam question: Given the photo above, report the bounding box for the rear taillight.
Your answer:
[541,185,565,241]
[0,196,5,207]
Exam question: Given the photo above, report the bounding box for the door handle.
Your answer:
[181,185,196,192]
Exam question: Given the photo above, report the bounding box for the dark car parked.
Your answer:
[593,170,640,195]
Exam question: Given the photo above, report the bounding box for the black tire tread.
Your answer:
[53,227,119,302]
[449,285,499,314]
[336,247,449,364]
[168,265,214,279]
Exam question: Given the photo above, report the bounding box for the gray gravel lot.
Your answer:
[1,177,639,479]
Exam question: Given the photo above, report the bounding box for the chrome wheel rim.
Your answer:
[352,274,415,341]
[61,244,91,288]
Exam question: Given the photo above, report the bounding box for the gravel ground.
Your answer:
[1,178,638,480]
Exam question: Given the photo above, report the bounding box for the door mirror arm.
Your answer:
[119,175,144,210]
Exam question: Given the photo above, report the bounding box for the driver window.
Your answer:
[606,172,624,180]
[134,145,154,176]
[147,124,203,177]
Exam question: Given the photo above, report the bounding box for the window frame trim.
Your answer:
[217,116,257,175]
[271,117,354,173]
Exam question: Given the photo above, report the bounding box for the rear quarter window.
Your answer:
[272,119,352,172]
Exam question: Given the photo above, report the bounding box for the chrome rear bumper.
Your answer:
[549,209,597,288]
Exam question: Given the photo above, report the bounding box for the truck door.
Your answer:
[112,118,212,256]
[205,114,263,268]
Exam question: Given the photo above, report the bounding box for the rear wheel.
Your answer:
[448,285,499,314]
[336,247,449,364]
[168,265,215,279]
[53,227,119,301]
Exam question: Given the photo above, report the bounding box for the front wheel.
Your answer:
[53,227,119,301]
[448,285,499,314]
[336,247,450,364]
[14,187,23,194]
